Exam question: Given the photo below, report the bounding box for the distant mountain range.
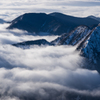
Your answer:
[0,19,6,24]
[7,12,100,35]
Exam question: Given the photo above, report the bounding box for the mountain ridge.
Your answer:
[7,12,100,35]
[88,15,100,22]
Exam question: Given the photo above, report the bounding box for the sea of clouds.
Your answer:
[0,0,100,99]
[0,23,100,100]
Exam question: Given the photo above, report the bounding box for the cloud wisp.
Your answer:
[0,23,58,44]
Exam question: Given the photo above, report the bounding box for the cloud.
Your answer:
[45,1,100,7]
[0,24,99,99]
[0,23,58,44]
[0,0,100,21]
[0,61,100,99]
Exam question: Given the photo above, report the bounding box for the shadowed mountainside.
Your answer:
[7,12,99,35]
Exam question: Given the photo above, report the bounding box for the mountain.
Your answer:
[8,13,75,35]
[80,24,100,71]
[7,12,99,35]
[12,25,91,48]
[51,25,91,46]
[13,39,51,48]
[49,12,99,28]
[88,15,100,22]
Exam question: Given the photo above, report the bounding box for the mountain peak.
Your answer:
[88,15,100,22]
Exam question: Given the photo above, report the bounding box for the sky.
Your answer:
[0,0,100,21]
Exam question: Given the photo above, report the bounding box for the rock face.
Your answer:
[7,12,99,35]
[51,25,91,46]
[81,24,100,64]
[13,39,51,48]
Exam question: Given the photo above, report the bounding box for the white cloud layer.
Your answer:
[0,23,58,44]
[0,0,100,21]
[0,23,100,99]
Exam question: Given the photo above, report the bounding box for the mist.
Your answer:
[0,23,58,44]
[0,23,100,100]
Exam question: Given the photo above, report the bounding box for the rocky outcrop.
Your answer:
[51,25,91,46]
[81,24,100,64]
[13,39,51,49]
